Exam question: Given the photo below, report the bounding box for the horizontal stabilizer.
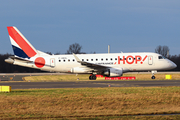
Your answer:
[10,56,32,62]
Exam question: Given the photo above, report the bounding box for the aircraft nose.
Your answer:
[173,63,177,68]
[170,61,177,69]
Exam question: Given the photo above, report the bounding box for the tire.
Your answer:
[151,76,155,79]
[92,75,97,80]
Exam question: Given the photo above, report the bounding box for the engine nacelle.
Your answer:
[103,67,123,77]
[71,67,91,73]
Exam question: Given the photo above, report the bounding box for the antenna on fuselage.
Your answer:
[108,45,110,53]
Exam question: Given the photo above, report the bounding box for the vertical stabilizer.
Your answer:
[7,26,37,58]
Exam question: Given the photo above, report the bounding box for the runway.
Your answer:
[1,80,180,89]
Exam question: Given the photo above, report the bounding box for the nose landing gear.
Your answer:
[151,71,157,79]
[151,76,156,79]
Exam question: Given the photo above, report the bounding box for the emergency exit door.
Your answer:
[148,56,153,65]
[50,58,55,67]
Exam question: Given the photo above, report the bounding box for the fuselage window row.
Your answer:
[58,57,140,62]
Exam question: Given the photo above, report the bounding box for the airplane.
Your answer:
[5,26,177,80]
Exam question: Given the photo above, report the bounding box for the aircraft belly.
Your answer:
[54,63,81,73]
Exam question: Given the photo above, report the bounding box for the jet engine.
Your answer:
[103,67,123,77]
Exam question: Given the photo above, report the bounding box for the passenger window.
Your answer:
[111,58,112,60]
[82,59,84,61]
[87,59,89,61]
[106,58,108,61]
[59,60,61,62]
[68,59,70,62]
[91,59,93,61]
[101,58,103,61]
[96,59,98,61]
[73,59,75,61]
[63,60,65,62]
[115,58,117,60]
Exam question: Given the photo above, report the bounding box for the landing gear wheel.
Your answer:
[92,75,97,80]
[151,76,155,79]
[89,76,92,80]
[151,71,157,80]
[89,75,97,80]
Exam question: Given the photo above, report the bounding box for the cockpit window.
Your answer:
[158,56,166,59]
[159,56,163,59]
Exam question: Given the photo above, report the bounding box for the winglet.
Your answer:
[73,53,81,63]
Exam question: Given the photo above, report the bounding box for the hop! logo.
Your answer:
[115,55,147,64]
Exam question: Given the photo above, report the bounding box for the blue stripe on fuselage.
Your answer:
[12,45,30,59]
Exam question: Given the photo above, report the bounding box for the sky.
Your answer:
[0,0,180,55]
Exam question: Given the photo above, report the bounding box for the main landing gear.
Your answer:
[89,74,97,80]
[151,71,157,79]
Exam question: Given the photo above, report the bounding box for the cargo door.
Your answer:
[148,56,153,65]
[50,58,55,67]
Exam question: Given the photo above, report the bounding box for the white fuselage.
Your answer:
[12,52,176,74]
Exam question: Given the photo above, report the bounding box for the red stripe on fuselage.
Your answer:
[7,27,37,58]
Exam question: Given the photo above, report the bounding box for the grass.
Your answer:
[124,73,180,80]
[82,115,180,120]
[24,74,89,82]
[24,73,180,82]
[1,87,180,119]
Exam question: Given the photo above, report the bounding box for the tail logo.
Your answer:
[7,27,37,58]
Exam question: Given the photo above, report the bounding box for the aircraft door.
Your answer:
[50,58,55,67]
[148,56,153,65]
